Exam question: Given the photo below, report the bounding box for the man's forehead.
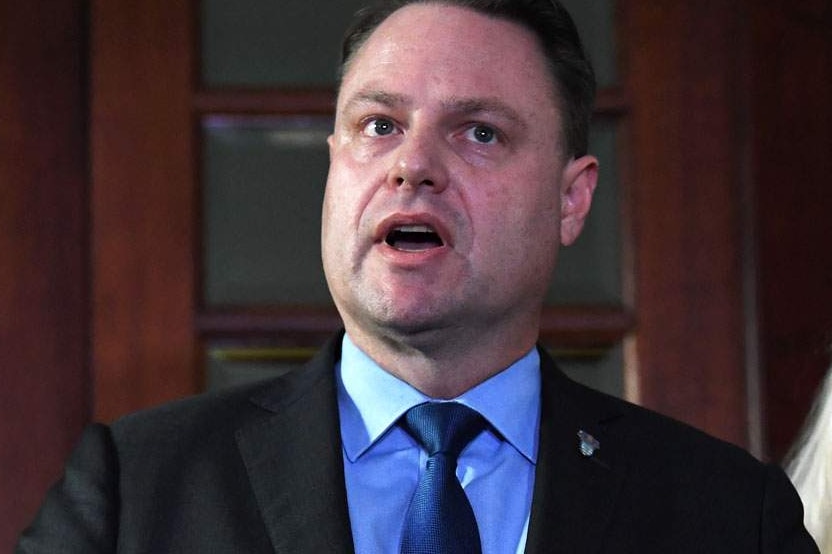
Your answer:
[343,3,547,72]
[339,8,557,99]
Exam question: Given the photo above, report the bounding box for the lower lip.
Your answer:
[375,242,450,266]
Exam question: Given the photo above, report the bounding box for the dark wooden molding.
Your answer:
[539,305,635,349]
[197,306,343,347]
[194,88,337,115]
[594,86,630,118]
[0,0,88,548]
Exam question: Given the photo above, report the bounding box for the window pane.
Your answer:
[203,116,331,306]
[201,0,368,87]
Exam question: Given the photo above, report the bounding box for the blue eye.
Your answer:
[365,118,396,137]
[467,125,497,144]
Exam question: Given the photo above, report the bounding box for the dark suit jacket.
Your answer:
[17,334,818,553]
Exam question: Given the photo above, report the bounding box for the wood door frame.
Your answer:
[748,0,832,462]
[1,0,88,548]
[90,0,197,420]
[621,1,751,451]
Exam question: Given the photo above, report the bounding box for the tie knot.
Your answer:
[402,402,486,458]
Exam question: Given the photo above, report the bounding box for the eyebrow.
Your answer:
[342,89,526,127]
[342,89,409,112]
[442,97,525,128]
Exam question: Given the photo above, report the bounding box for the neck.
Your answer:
[343,319,539,399]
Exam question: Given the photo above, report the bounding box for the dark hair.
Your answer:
[339,0,596,158]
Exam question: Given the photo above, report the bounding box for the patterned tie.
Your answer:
[399,402,487,554]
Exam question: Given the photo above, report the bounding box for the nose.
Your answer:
[386,131,448,193]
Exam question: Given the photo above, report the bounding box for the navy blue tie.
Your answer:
[400,402,487,554]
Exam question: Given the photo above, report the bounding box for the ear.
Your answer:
[559,155,599,246]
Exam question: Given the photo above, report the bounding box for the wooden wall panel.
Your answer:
[749,0,832,461]
[623,2,750,448]
[0,0,88,549]
[90,0,197,420]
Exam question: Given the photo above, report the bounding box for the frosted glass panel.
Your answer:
[203,116,332,306]
[202,0,369,87]
[201,0,617,88]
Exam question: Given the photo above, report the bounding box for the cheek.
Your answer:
[487,170,560,228]
[322,156,378,248]
[473,183,560,263]
[320,190,336,244]
[320,191,340,275]
[323,156,360,220]
[321,166,354,256]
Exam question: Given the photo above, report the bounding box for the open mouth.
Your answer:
[385,224,444,252]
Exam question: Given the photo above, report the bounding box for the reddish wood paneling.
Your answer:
[90,0,197,420]
[749,0,832,461]
[623,2,749,448]
[0,0,88,548]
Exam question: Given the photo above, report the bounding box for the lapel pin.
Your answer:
[577,430,600,457]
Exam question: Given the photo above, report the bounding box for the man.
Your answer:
[17,0,818,552]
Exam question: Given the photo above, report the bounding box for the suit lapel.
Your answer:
[236,335,355,553]
[524,349,625,554]
[234,337,625,553]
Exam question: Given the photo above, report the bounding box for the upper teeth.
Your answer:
[395,225,433,233]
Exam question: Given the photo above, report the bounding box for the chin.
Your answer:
[365,304,458,342]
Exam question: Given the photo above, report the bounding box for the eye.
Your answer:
[465,124,498,144]
[363,117,397,137]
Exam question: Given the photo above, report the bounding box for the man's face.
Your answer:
[322,4,597,342]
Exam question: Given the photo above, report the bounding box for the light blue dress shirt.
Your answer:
[337,334,541,554]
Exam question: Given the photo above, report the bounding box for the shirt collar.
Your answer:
[337,334,540,464]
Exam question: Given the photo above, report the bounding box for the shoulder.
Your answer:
[541,366,817,547]
[111,379,273,441]
[102,341,343,470]
[538,354,777,506]
[538,350,758,466]
[562,371,763,472]
[109,333,343,447]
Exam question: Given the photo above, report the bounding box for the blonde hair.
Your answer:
[785,364,832,553]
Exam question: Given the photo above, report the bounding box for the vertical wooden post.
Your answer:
[622,1,750,449]
[0,0,88,548]
[90,0,198,420]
